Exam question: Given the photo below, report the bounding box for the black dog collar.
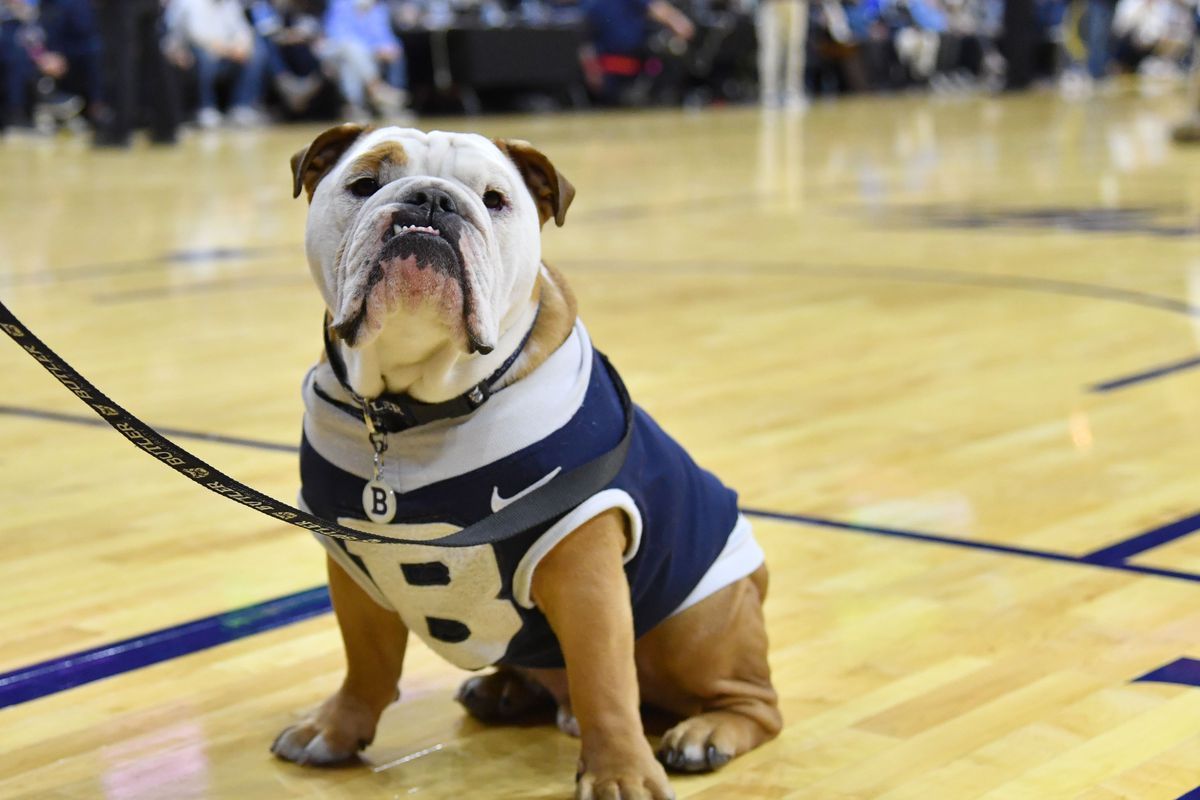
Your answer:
[315,304,541,434]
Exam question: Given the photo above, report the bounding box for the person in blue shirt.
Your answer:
[321,0,408,119]
[581,0,694,103]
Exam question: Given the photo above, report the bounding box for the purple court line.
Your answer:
[1090,354,1200,393]
[4,508,1200,711]
[1135,658,1200,688]
[741,508,1200,586]
[1083,512,1200,566]
[0,587,330,709]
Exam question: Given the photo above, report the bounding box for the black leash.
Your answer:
[0,299,634,548]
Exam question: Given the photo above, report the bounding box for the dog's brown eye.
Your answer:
[483,190,506,210]
[349,177,380,198]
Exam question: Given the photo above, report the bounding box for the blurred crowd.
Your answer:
[0,0,1197,144]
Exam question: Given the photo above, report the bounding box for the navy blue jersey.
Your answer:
[299,325,760,671]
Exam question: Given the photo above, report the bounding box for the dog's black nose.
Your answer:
[401,188,458,216]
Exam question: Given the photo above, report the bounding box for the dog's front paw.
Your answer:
[576,750,675,800]
[271,692,378,767]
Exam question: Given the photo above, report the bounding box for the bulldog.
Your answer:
[272,124,781,800]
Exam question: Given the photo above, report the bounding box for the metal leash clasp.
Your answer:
[359,398,398,524]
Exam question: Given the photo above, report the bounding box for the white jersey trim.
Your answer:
[668,514,763,617]
[512,488,644,610]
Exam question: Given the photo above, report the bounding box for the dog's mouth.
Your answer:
[332,208,493,354]
[389,223,440,239]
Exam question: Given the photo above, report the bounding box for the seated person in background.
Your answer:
[889,0,947,84]
[1111,0,1192,76]
[1,0,39,129]
[251,0,325,115]
[37,0,101,119]
[321,0,409,120]
[166,0,268,128]
[0,0,92,132]
[581,0,695,104]
[843,0,898,89]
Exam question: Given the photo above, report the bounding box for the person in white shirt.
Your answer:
[166,0,268,127]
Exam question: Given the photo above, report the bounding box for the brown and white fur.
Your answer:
[271,124,781,800]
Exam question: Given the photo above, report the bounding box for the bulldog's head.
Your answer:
[292,125,573,359]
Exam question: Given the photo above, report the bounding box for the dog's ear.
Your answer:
[492,139,575,227]
[291,123,370,200]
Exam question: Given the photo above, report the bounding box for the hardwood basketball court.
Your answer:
[3,90,1200,798]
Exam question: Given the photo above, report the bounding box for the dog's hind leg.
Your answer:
[455,668,556,723]
[272,555,409,766]
[637,566,782,773]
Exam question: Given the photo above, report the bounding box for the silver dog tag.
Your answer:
[363,479,397,524]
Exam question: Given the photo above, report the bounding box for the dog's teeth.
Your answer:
[392,224,402,235]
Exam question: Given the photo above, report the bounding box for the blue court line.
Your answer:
[740,508,1200,585]
[0,404,298,454]
[5,507,1200,711]
[1141,659,1200,800]
[0,587,330,709]
[1082,512,1200,566]
[1090,354,1200,393]
[1135,658,1200,688]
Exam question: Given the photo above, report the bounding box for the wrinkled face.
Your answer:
[304,128,547,354]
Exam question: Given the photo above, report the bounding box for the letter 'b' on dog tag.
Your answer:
[363,479,397,524]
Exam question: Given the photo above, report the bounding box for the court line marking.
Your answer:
[1089,354,1200,393]
[566,256,1200,395]
[34,248,1199,390]
[0,586,331,709]
[1082,512,1200,566]
[556,258,1200,320]
[1135,658,1200,688]
[11,401,1200,573]
[877,204,1200,239]
[740,508,1200,585]
[3,507,1200,710]
[0,246,292,288]
[91,273,310,305]
[0,404,297,453]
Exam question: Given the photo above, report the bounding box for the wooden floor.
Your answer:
[3,89,1200,799]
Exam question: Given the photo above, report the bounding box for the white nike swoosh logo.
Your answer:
[491,467,562,513]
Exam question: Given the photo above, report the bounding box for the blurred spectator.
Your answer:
[756,0,808,108]
[38,0,102,114]
[167,0,268,128]
[321,0,409,119]
[581,0,695,104]
[94,0,180,146]
[1111,0,1192,75]
[1002,0,1035,88]
[0,0,40,129]
[893,0,946,83]
[250,0,325,116]
[1084,0,1116,79]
